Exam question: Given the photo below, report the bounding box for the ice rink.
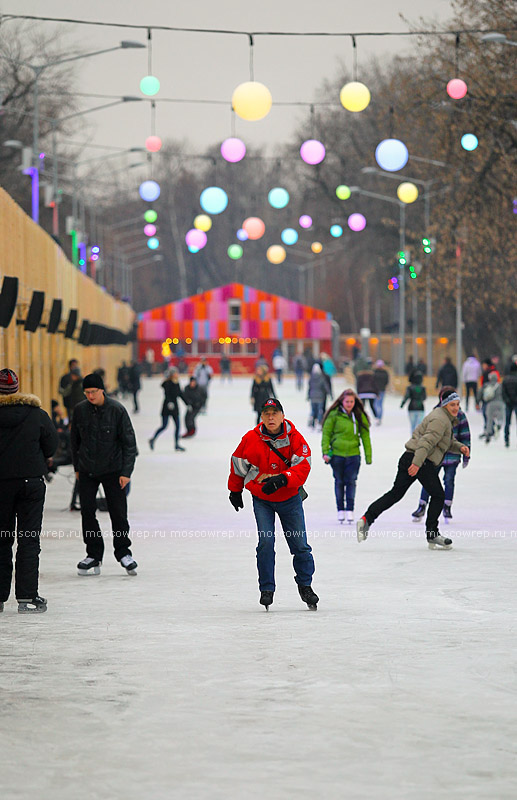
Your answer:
[2,373,516,800]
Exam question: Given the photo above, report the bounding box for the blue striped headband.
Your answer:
[440,392,460,406]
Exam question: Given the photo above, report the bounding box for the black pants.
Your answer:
[78,472,132,562]
[0,477,46,601]
[464,381,478,410]
[365,451,445,538]
[152,412,179,446]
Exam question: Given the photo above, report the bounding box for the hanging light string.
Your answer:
[148,28,154,179]
[3,14,513,38]
[352,35,358,82]
[248,34,254,81]
[455,32,461,77]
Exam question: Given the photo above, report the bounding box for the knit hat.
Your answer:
[0,368,19,394]
[261,398,284,413]
[374,359,385,367]
[82,372,105,391]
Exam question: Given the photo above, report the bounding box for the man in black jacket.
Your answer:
[71,373,138,576]
[502,363,517,447]
[0,368,58,613]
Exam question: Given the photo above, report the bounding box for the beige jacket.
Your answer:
[405,406,463,467]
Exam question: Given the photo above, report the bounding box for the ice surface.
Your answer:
[1,374,516,800]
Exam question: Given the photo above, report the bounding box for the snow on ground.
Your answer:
[1,374,516,800]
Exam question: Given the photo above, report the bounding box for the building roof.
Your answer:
[138,283,332,342]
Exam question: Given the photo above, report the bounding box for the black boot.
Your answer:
[18,596,47,614]
[412,501,427,519]
[259,590,274,610]
[298,584,319,610]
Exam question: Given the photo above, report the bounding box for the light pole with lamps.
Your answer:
[349,186,409,374]
[361,166,440,374]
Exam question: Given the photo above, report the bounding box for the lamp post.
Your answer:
[350,186,408,374]
[361,166,439,374]
[481,33,517,46]
[0,41,145,222]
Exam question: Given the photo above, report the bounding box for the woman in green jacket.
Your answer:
[321,389,372,524]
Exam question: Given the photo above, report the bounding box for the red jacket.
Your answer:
[228,420,311,502]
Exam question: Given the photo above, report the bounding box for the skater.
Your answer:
[356,389,469,550]
[149,368,186,451]
[356,362,379,420]
[411,386,471,522]
[219,354,232,382]
[228,397,318,611]
[71,373,138,576]
[128,361,141,413]
[307,363,327,429]
[373,360,389,423]
[182,376,205,437]
[193,358,213,412]
[480,372,504,443]
[502,362,517,447]
[436,357,458,390]
[272,351,287,384]
[250,365,276,425]
[321,389,372,525]
[0,369,58,614]
[400,371,427,432]
[321,353,337,401]
[293,353,306,391]
[461,355,481,411]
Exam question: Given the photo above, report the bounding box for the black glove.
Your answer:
[261,474,288,495]
[229,491,244,511]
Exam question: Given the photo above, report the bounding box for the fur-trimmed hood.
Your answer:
[0,392,42,429]
[0,392,41,408]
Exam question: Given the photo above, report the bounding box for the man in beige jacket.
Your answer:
[356,390,470,549]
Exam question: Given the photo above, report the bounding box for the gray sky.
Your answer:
[1,0,454,158]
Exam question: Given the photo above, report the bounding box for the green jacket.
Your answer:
[405,406,463,467]
[321,407,372,463]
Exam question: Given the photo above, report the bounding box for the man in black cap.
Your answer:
[0,368,58,613]
[71,372,138,576]
[228,397,318,611]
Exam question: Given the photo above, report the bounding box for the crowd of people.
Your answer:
[1,345,516,615]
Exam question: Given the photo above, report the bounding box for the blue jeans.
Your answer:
[310,401,324,425]
[374,392,385,420]
[408,410,425,432]
[420,462,458,504]
[330,455,361,511]
[252,494,315,591]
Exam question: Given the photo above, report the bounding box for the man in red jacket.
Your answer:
[228,397,318,611]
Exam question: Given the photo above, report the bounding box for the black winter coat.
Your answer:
[0,393,58,479]
[183,384,205,412]
[251,378,275,412]
[160,379,185,416]
[71,396,137,477]
[436,363,458,388]
[502,373,517,406]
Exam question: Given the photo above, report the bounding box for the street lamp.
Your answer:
[361,165,437,374]
[349,186,409,375]
[0,42,145,221]
[481,33,517,46]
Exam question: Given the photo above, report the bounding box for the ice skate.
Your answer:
[443,504,453,521]
[427,534,453,550]
[412,501,427,520]
[0,602,3,613]
[337,510,345,524]
[356,516,369,542]
[346,511,354,524]
[298,584,319,610]
[77,557,101,576]
[120,555,138,575]
[18,596,47,614]
[148,438,155,451]
[259,590,274,610]
[175,444,186,452]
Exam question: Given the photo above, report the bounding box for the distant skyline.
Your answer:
[1,0,455,159]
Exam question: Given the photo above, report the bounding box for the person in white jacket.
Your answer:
[461,356,481,410]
